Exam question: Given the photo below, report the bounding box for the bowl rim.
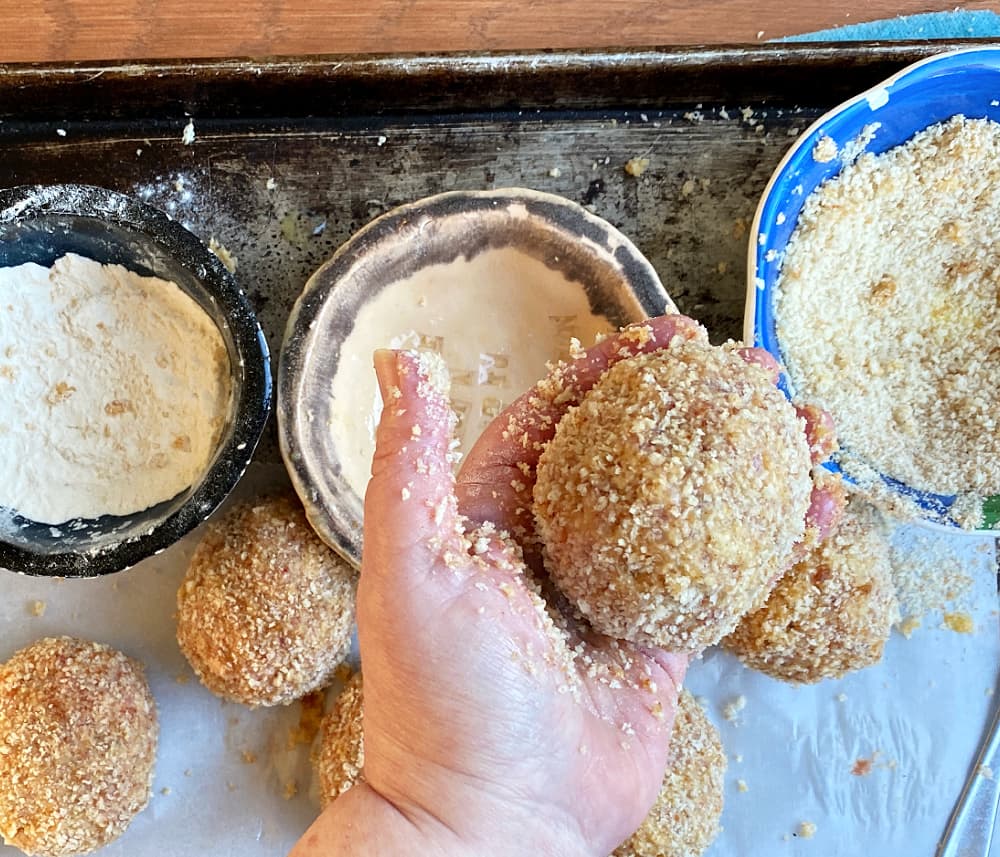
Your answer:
[0,183,273,576]
[744,46,1000,536]
[278,186,676,567]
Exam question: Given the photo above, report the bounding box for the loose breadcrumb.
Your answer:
[208,237,238,273]
[176,495,357,707]
[798,821,817,839]
[889,529,975,624]
[0,637,158,857]
[724,501,898,683]
[613,690,726,857]
[534,340,811,651]
[775,116,1000,517]
[28,600,45,617]
[736,779,749,793]
[723,696,747,722]
[942,612,975,634]
[625,157,651,177]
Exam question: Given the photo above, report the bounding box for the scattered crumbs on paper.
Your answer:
[175,673,191,685]
[208,237,238,273]
[548,167,562,178]
[979,765,994,780]
[56,128,67,137]
[797,821,817,839]
[376,134,387,146]
[160,787,171,796]
[756,30,765,39]
[241,750,258,765]
[852,754,877,776]
[890,532,974,627]
[28,600,46,617]
[783,833,791,842]
[624,157,650,177]
[287,689,326,749]
[183,769,192,777]
[836,692,848,703]
[897,615,921,638]
[734,754,744,763]
[266,177,277,190]
[737,779,749,792]
[284,780,299,800]
[136,148,143,157]
[942,612,975,634]
[182,118,196,145]
[227,781,238,792]
[723,695,747,722]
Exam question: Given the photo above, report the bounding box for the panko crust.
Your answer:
[314,672,365,808]
[177,494,357,707]
[0,637,158,857]
[533,341,812,651]
[614,689,726,857]
[723,502,899,683]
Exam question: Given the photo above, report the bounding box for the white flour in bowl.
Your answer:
[0,253,231,524]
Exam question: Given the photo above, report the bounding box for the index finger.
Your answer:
[455,314,706,536]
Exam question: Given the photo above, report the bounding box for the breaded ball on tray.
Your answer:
[177,494,357,707]
[614,689,726,857]
[724,501,899,683]
[315,671,365,807]
[0,637,158,857]
[533,339,812,652]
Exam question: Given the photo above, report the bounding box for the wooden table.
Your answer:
[2,0,997,64]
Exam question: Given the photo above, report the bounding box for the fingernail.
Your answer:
[373,349,400,403]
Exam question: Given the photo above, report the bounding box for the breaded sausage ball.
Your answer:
[533,340,812,651]
[177,494,357,707]
[314,671,365,807]
[724,501,899,683]
[614,689,726,857]
[0,637,158,857]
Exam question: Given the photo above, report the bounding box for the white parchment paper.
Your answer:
[1,484,997,857]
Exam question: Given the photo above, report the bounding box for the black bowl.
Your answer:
[0,185,271,577]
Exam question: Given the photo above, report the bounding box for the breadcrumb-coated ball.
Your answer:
[723,501,899,683]
[177,494,357,707]
[314,672,365,807]
[0,637,158,857]
[533,341,812,651]
[614,689,726,857]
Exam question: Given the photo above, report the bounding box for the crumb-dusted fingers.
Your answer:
[292,350,689,857]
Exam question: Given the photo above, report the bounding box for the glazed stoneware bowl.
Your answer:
[0,184,272,576]
[279,187,676,567]
[746,47,1000,533]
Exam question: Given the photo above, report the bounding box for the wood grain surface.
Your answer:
[1,0,997,64]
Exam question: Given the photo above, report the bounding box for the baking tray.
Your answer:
[0,42,997,857]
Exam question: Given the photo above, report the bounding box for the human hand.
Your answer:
[290,315,842,857]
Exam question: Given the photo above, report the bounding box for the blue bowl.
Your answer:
[745,47,1000,534]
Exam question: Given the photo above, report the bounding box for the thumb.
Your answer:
[363,349,467,578]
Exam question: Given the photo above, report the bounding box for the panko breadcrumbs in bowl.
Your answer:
[176,494,357,707]
[724,501,899,683]
[533,337,812,652]
[614,689,726,857]
[0,637,158,857]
